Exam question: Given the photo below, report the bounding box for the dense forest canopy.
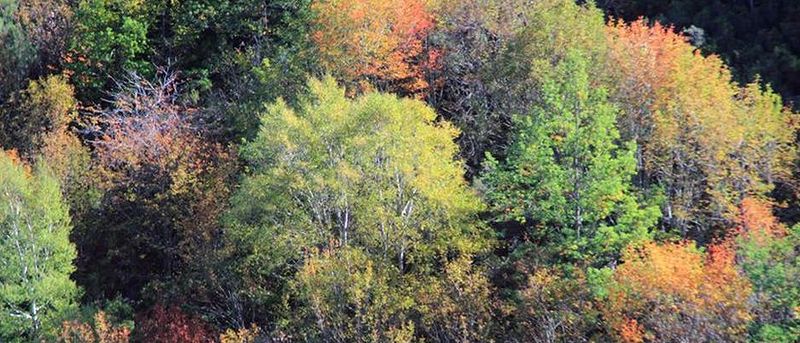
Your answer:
[0,0,799,341]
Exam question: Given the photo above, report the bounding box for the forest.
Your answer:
[0,0,799,342]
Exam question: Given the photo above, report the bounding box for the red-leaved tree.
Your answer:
[135,305,215,343]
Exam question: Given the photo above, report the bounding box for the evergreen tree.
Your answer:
[483,51,659,265]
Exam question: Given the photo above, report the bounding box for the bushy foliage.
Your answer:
[66,0,152,100]
[600,240,753,342]
[59,310,131,343]
[511,266,603,342]
[425,0,531,175]
[428,0,610,175]
[601,0,800,105]
[734,198,800,342]
[0,0,36,99]
[16,0,74,76]
[74,70,236,303]
[495,0,608,118]
[0,0,798,341]
[0,74,77,157]
[132,305,215,342]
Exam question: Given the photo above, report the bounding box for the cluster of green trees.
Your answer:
[1,0,799,342]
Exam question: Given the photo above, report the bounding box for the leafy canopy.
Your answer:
[230,76,488,270]
[226,76,492,339]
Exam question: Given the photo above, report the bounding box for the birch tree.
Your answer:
[0,151,79,341]
[226,76,492,340]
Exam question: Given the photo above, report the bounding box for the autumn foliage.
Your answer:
[2,0,800,342]
[59,311,131,343]
[737,197,787,239]
[311,0,436,96]
[134,305,215,343]
[74,70,236,302]
[606,19,797,238]
[603,241,752,342]
[605,19,684,147]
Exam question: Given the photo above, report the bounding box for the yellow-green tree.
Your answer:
[495,0,608,117]
[0,152,80,341]
[226,76,493,340]
[1,75,77,157]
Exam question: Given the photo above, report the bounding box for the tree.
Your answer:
[38,122,98,222]
[0,151,80,341]
[0,74,98,224]
[291,249,494,342]
[427,0,610,176]
[493,0,609,127]
[65,0,318,138]
[134,305,215,343]
[311,0,436,96]
[604,19,683,185]
[0,0,36,100]
[74,70,236,304]
[225,76,492,339]
[150,0,315,75]
[0,75,78,158]
[425,0,532,176]
[16,0,74,77]
[606,19,798,240]
[508,265,603,342]
[66,0,152,100]
[219,325,268,343]
[601,240,753,342]
[59,311,131,343]
[202,0,317,141]
[735,198,800,342]
[413,255,495,342]
[291,247,416,342]
[600,0,800,105]
[482,51,658,266]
